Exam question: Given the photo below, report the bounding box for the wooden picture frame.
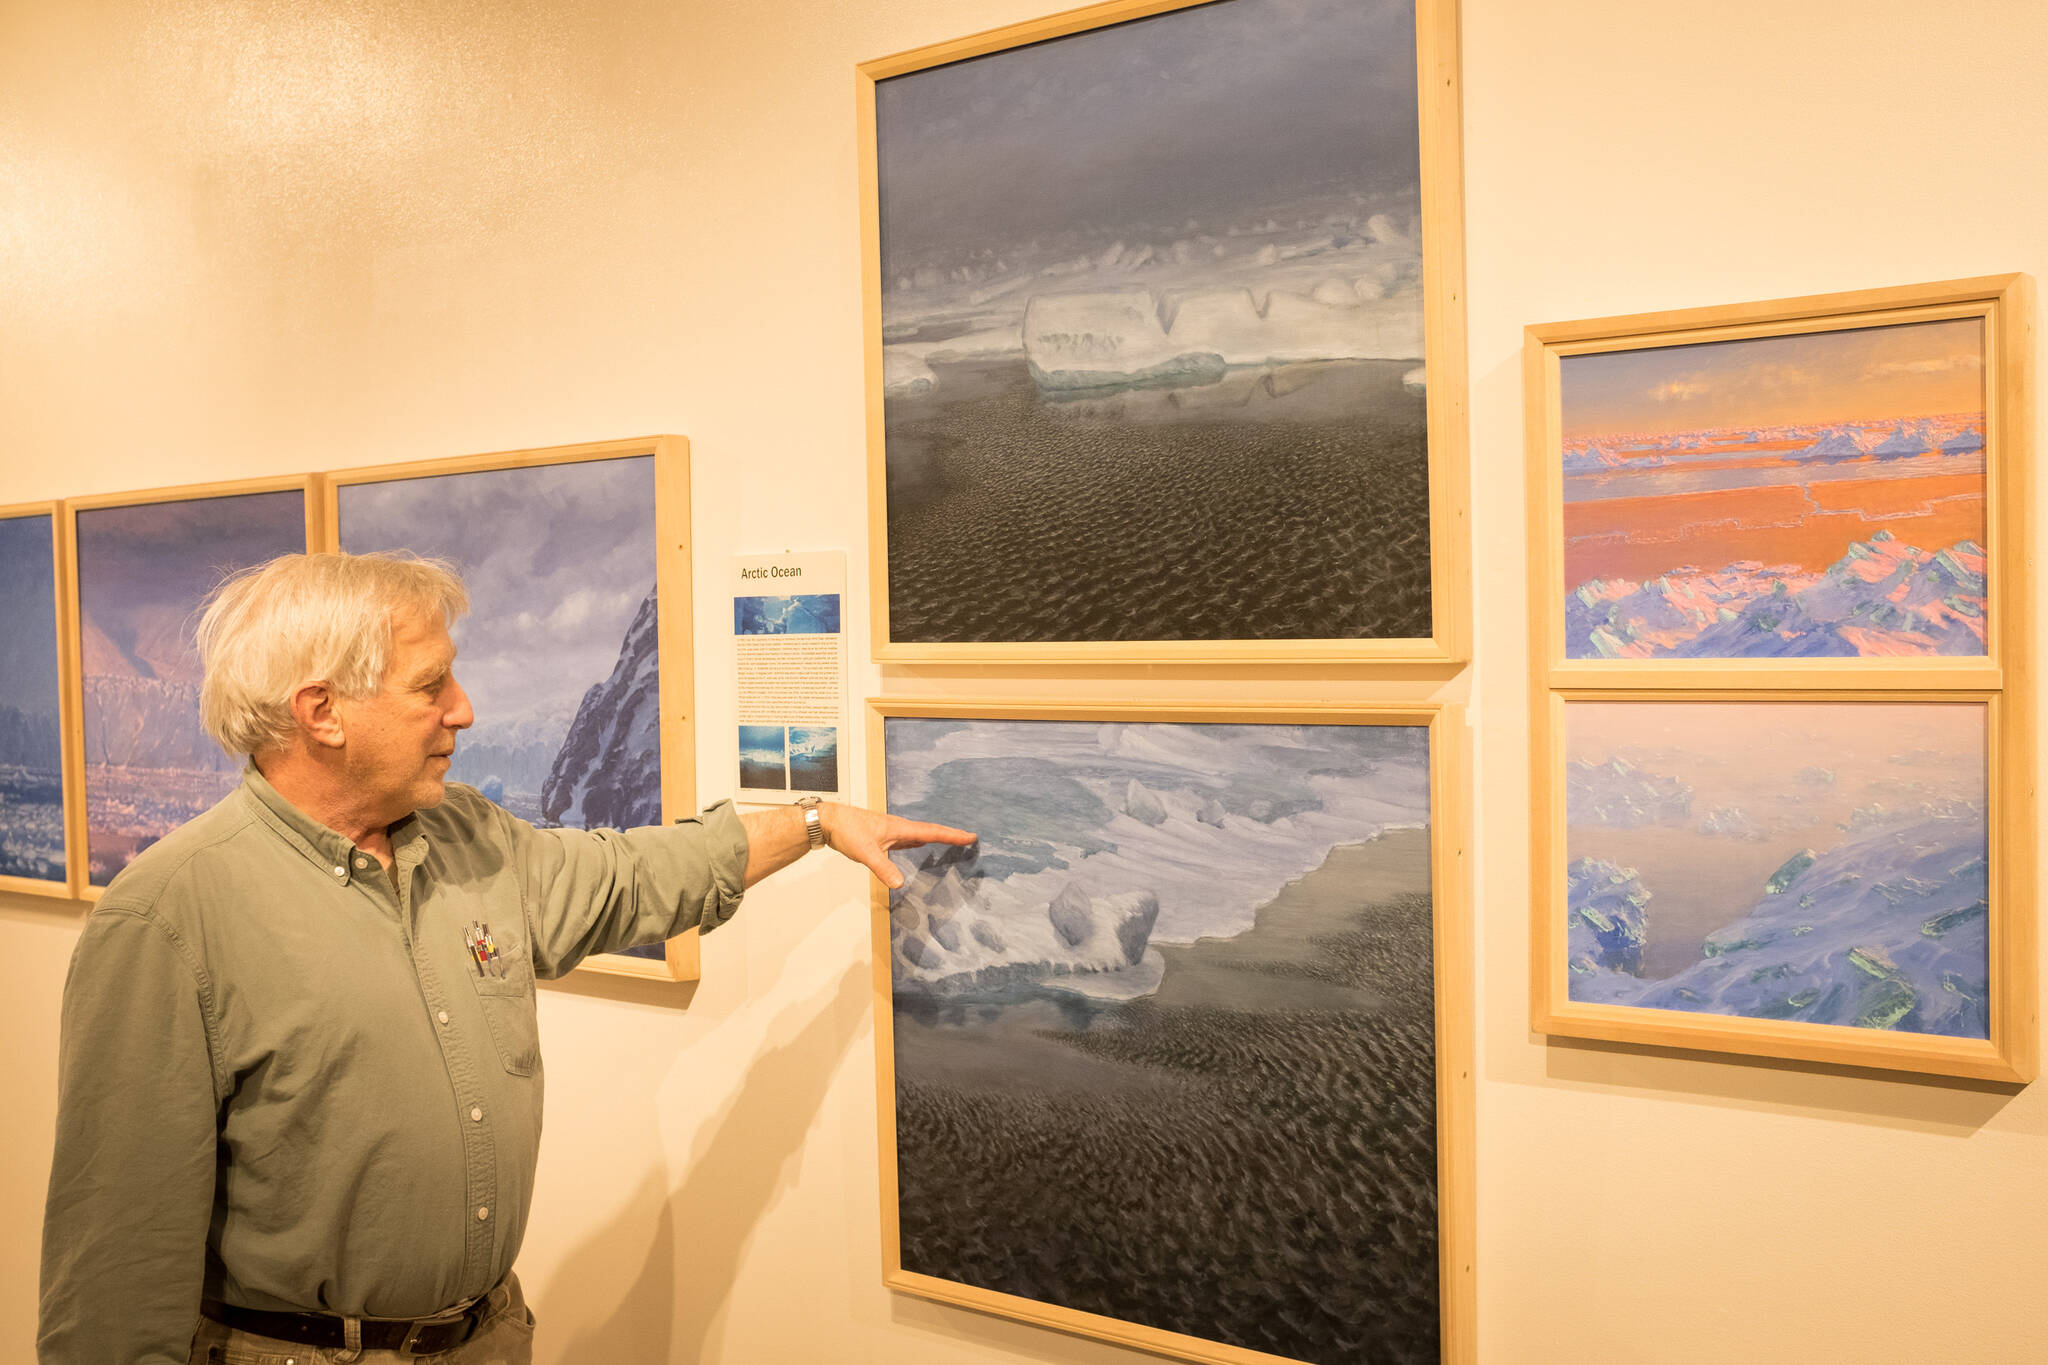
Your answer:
[63,476,321,902]
[1525,276,2037,1082]
[868,698,1473,1364]
[0,501,83,899]
[1526,275,2029,687]
[1531,690,2034,1083]
[321,436,699,983]
[858,0,1470,664]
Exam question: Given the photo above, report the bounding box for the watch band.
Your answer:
[796,796,827,849]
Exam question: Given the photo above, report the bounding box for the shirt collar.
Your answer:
[238,763,425,887]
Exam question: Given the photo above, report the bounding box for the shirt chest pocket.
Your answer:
[467,936,540,1078]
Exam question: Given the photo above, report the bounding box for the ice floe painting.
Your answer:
[881,713,1441,1363]
[1560,319,1988,659]
[1564,700,1989,1037]
[0,511,67,885]
[873,0,1434,645]
[76,491,307,886]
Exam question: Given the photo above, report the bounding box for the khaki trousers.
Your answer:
[188,1274,534,1365]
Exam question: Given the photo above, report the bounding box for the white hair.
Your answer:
[196,552,470,756]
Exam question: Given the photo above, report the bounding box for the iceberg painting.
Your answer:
[0,511,67,885]
[873,0,1435,645]
[1558,318,1989,659]
[880,713,1441,1363]
[1563,700,1990,1037]
[75,490,307,886]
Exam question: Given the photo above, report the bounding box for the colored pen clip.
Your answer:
[464,922,505,979]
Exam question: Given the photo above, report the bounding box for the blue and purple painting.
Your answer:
[738,725,786,791]
[877,0,1433,644]
[76,492,307,885]
[1564,700,1990,1036]
[339,457,660,833]
[734,594,840,635]
[882,716,1440,1363]
[0,512,66,883]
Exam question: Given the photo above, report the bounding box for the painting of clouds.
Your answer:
[1560,319,1988,659]
[882,716,1439,1363]
[76,492,306,886]
[876,0,1432,644]
[0,513,66,883]
[1564,700,1989,1036]
[338,457,660,832]
[787,726,838,793]
[738,725,786,791]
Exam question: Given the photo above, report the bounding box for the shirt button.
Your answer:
[477,1206,490,1220]
[470,1106,483,1122]
[332,866,346,878]
[355,856,370,869]
[437,1010,450,1025]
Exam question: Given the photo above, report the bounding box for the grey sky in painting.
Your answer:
[876,0,1418,267]
[338,457,655,731]
[0,514,60,713]
[77,492,306,681]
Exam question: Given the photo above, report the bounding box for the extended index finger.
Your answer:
[886,818,977,848]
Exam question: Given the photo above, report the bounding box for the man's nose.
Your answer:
[445,675,476,730]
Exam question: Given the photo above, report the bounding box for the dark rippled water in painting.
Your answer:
[884,358,1431,643]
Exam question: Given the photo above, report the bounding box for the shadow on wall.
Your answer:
[544,956,870,1362]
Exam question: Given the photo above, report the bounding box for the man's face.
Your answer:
[337,610,474,823]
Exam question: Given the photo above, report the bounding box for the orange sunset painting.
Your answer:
[1560,318,1987,658]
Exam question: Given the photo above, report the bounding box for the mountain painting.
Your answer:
[1564,700,1989,1036]
[75,491,307,886]
[1559,318,1988,659]
[875,0,1433,645]
[881,715,1440,1363]
[340,457,666,961]
[0,512,66,884]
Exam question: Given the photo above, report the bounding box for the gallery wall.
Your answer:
[2,0,2045,1360]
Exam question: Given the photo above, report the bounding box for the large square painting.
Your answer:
[0,508,70,891]
[865,0,1463,658]
[73,487,308,887]
[873,704,1450,1364]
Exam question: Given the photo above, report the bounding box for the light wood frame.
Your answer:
[857,0,1470,665]
[1525,276,2036,1082]
[1532,690,2034,1083]
[320,436,699,983]
[62,475,322,904]
[0,501,83,900]
[867,698,1474,1365]
[1526,275,2029,688]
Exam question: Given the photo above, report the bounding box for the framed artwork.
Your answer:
[1525,277,2036,1082]
[868,700,1473,1364]
[325,436,698,983]
[64,478,317,896]
[859,0,1469,663]
[0,502,80,898]
[1527,276,2028,687]
[1532,693,2032,1080]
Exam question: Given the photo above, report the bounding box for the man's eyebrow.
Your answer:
[406,655,456,686]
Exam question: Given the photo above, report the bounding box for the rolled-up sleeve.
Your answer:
[511,799,751,977]
[40,907,220,1365]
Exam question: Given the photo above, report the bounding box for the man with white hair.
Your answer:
[38,551,972,1364]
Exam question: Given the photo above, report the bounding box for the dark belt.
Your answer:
[200,1291,494,1358]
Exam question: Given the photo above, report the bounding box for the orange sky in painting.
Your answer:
[1561,317,1984,440]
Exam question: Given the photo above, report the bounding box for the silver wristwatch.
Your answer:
[795,795,828,849]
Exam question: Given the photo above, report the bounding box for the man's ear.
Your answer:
[291,681,346,751]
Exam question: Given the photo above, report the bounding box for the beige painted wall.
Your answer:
[3,0,2046,1361]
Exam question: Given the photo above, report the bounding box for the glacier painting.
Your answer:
[341,458,664,959]
[1558,318,1988,659]
[0,512,66,883]
[76,492,306,885]
[883,716,1440,1363]
[734,594,839,635]
[876,0,1433,645]
[1564,700,1990,1037]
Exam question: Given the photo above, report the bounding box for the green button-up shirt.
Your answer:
[38,768,748,1365]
